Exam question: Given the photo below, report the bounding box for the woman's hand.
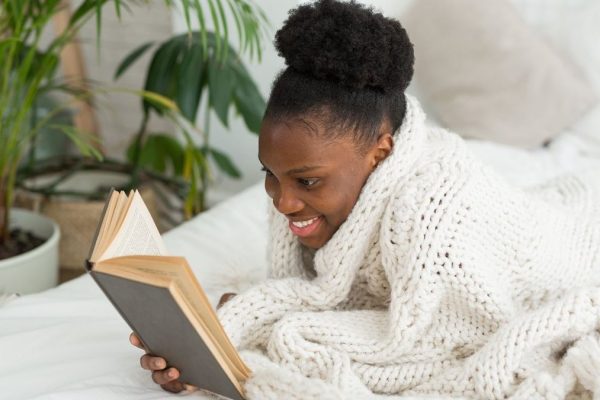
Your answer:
[129,292,236,393]
[129,332,196,393]
[217,292,237,309]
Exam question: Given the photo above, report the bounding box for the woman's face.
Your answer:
[258,117,392,249]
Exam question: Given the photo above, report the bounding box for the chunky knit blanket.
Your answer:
[217,95,600,400]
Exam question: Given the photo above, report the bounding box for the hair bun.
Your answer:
[275,0,414,92]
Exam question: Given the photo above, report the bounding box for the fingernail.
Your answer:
[168,369,176,378]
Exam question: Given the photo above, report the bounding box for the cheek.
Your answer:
[319,173,367,221]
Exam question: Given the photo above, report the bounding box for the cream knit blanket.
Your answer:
[217,95,600,400]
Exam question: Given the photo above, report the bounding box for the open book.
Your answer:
[85,189,250,400]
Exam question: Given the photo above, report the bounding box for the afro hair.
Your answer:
[264,0,415,145]
[275,0,414,92]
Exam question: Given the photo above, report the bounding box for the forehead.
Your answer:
[258,118,358,168]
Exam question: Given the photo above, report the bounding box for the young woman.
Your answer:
[131,1,600,398]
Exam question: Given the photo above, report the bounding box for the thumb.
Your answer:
[217,293,237,309]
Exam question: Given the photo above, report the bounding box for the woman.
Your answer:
[131,0,600,398]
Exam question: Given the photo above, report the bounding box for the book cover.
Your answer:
[85,189,248,400]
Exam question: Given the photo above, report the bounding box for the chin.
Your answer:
[297,234,327,249]
[297,221,337,249]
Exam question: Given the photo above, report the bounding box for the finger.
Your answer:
[140,354,167,371]
[217,292,237,309]
[161,380,186,393]
[129,332,144,349]
[152,367,180,385]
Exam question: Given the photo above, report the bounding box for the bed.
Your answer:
[1,128,598,399]
[2,0,600,398]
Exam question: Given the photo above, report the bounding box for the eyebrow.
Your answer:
[259,159,323,176]
[286,165,324,175]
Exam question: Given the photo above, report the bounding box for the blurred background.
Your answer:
[1,0,599,289]
[69,0,599,201]
[26,0,600,203]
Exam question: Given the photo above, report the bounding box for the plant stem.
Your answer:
[0,178,8,244]
[0,144,18,243]
[25,96,39,173]
[130,112,150,188]
[200,99,211,212]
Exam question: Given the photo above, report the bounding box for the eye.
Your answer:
[298,178,319,187]
[261,166,274,177]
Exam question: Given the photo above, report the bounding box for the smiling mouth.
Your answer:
[288,216,322,237]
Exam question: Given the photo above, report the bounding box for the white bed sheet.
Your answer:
[0,185,269,400]
[0,131,598,400]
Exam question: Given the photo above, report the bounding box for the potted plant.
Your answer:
[116,30,266,217]
[1,0,266,294]
[0,0,107,294]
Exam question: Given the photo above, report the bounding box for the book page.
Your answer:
[90,190,119,263]
[173,263,252,378]
[99,191,167,261]
[111,190,136,241]
[97,191,129,258]
[133,258,251,378]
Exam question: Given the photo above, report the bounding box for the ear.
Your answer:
[368,132,394,170]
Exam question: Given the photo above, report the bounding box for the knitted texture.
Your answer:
[217,95,600,399]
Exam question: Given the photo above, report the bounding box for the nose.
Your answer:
[272,184,304,215]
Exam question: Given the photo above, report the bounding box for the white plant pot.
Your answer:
[0,208,60,295]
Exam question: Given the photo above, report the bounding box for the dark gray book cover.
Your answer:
[92,271,244,400]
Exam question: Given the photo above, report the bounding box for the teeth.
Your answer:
[292,217,318,228]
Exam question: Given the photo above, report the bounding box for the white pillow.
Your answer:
[509,0,600,151]
[400,0,597,148]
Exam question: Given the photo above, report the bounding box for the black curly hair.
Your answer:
[264,0,414,147]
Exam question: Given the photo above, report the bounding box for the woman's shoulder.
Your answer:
[426,124,469,153]
[412,125,474,176]
[388,126,481,215]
